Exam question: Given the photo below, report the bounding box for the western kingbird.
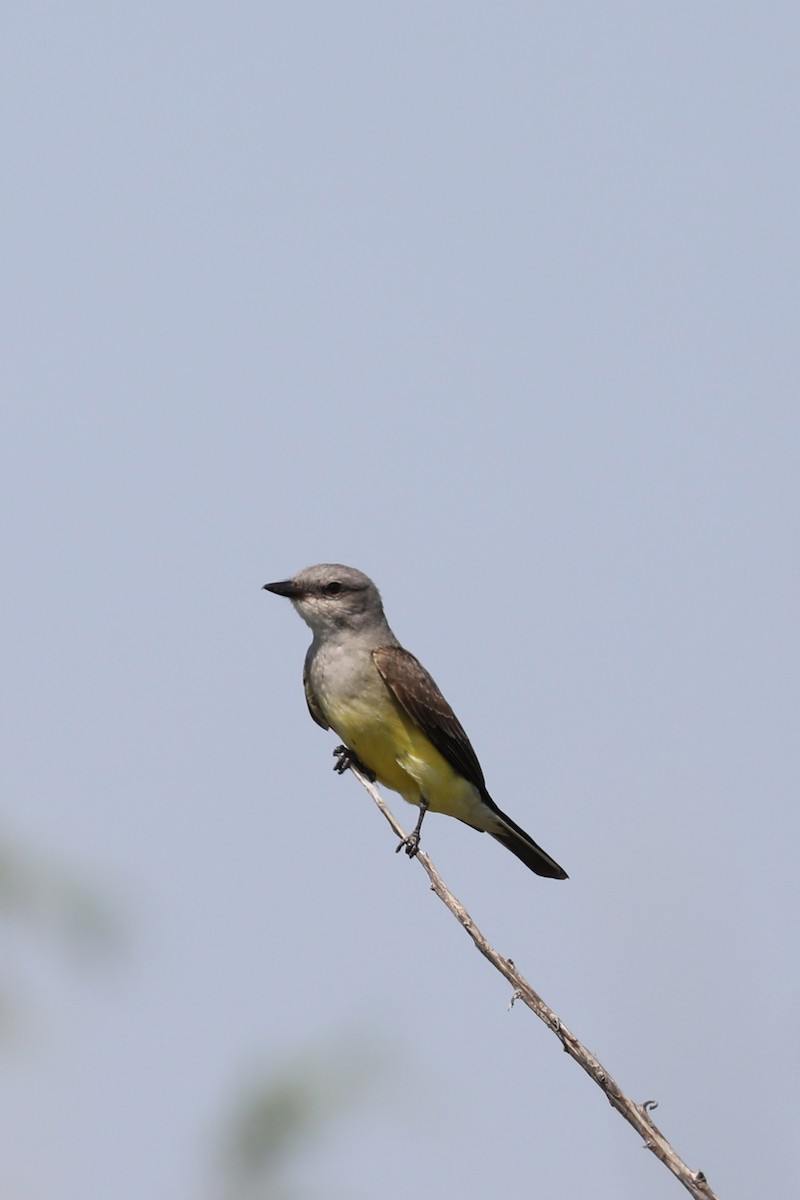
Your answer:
[263,564,567,879]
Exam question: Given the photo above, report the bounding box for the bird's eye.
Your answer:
[324,581,343,596]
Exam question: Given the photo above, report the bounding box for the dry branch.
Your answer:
[341,754,719,1200]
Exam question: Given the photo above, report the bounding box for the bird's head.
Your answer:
[263,563,387,638]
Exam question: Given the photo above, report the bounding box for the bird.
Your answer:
[263,564,567,879]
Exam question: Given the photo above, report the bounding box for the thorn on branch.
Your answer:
[547,1016,569,1053]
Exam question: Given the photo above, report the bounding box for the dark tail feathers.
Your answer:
[489,810,568,879]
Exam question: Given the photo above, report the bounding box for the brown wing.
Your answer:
[372,645,488,795]
[374,646,569,879]
[303,662,329,729]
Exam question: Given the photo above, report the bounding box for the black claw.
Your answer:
[332,745,375,781]
[396,833,420,858]
[395,796,429,860]
[332,745,351,774]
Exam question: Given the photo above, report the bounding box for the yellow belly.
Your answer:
[330,695,490,830]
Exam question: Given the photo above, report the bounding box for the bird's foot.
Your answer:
[332,745,375,781]
[395,831,421,858]
[395,797,428,859]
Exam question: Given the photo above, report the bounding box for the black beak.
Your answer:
[263,579,300,598]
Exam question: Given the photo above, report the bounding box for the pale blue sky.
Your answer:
[2,5,799,1198]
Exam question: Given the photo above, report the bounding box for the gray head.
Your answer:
[263,564,390,639]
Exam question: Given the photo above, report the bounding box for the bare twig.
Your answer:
[342,757,719,1200]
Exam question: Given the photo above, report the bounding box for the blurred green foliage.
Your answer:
[0,827,121,1035]
[212,1034,387,1200]
[1,828,386,1199]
